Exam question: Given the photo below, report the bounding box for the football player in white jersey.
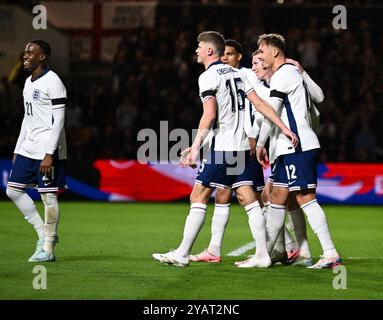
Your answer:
[247,51,325,267]
[6,40,67,262]
[190,39,271,265]
[153,31,298,267]
[256,34,341,269]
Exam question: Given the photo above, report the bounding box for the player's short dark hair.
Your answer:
[30,39,51,59]
[225,39,244,55]
[197,31,225,57]
[257,33,286,54]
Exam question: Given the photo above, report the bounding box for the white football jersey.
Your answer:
[242,68,279,164]
[240,67,265,139]
[268,64,320,158]
[18,69,67,160]
[199,61,254,151]
[240,67,284,163]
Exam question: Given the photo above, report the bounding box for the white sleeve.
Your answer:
[14,117,27,154]
[46,109,65,155]
[244,104,258,138]
[48,76,67,111]
[200,130,214,149]
[302,71,324,103]
[243,74,255,96]
[199,71,218,103]
[256,96,283,147]
[257,119,272,148]
[46,76,67,155]
[241,69,260,137]
[242,67,259,91]
[268,69,287,112]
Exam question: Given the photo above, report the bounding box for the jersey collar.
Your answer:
[31,67,50,82]
[262,80,270,88]
[207,60,223,70]
[276,62,294,72]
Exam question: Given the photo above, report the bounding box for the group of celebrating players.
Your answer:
[153,31,342,269]
[5,32,341,269]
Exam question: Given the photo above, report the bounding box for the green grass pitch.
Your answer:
[0,201,382,300]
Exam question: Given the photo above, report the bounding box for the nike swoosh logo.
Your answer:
[288,180,296,186]
[44,181,53,186]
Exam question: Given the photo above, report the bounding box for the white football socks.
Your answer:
[262,201,270,220]
[284,224,298,252]
[273,227,286,253]
[266,204,286,253]
[244,201,268,258]
[289,208,311,258]
[176,203,207,258]
[6,187,45,240]
[267,205,299,254]
[301,199,338,258]
[41,193,60,253]
[208,203,230,257]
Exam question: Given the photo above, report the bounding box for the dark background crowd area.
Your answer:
[1,0,383,166]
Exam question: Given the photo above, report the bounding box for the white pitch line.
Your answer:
[226,241,256,257]
[346,257,383,260]
[226,243,383,260]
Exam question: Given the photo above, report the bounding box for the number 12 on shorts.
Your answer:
[285,164,297,180]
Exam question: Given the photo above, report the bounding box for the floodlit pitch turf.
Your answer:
[0,201,382,300]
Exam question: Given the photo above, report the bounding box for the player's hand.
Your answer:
[40,154,54,176]
[282,128,299,148]
[256,146,269,169]
[180,147,198,169]
[248,137,256,157]
[180,147,191,160]
[286,58,304,74]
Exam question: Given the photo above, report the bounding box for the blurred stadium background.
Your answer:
[0,0,383,203]
[1,0,383,203]
[1,0,383,300]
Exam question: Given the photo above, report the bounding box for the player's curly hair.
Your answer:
[197,31,225,57]
[257,33,286,54]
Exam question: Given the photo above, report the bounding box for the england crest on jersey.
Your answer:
[32,89,40,101]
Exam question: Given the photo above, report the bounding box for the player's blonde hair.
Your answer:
[257,33,286,54]
[197,31,225,57]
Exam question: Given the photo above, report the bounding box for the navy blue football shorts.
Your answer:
[272,149,319,191]
[8,154,67,193]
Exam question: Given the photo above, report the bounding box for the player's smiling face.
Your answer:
[258,42,273,69]
[221,46,241,68]
[23,43,43,71]
[252,54,268,80]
